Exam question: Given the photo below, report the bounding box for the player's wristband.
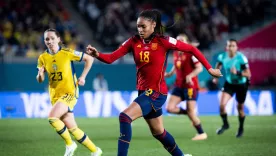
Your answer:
[236,71,242,76]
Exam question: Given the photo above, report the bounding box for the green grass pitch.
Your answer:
[0,116,276,156]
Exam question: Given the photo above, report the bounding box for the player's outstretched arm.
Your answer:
[78,53,94,86]
[36,66,45,83]
[86,44,129,64]
[186,63,203,85]
[212,62,222,84]
[164,66,175,78]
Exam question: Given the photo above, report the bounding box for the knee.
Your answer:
[48,117,58,125]
[152,129,166,139]
[237,104,244,110]
[166,106,174,113]
[119,112,132,123]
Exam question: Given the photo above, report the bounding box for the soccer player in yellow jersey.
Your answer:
[36,28,102,156]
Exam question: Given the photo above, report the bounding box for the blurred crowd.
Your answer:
[0,0,85,60]
[0,0,271,60]
[77,0,269,51]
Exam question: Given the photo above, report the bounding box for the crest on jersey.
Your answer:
[52,64,58,71]
[137,44,141,48]
[151,43,158,50]
[176,60,182,69]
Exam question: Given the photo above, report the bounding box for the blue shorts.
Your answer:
[134,89,167,119]
[171,87,198,101]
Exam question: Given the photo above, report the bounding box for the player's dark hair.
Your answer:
[228,38,238,44]
[139,9,163,35]
[45,28,60,37]
[44,28,64,47]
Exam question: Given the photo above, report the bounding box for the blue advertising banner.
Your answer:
[0,91,274,118]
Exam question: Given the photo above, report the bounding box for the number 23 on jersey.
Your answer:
[139,51,150,63]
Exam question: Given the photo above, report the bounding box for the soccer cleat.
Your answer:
[191,132,208,141]
[184,154,193,156]
[91,147,103,156]
[216,124,229,135]
[64,141,77,156]
[236,128,244,138]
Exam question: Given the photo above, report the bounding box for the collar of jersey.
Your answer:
[143,33,156,44]
[46,46,61,55]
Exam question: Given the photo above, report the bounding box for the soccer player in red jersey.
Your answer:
[87,10,221,156]
[165,34,207,141]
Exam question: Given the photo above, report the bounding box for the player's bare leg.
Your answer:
[117,102,142,156]
[48,102,76,156]
[146,116,189,156]
[216,92,232,135]
[186,100,207,140]
[236,103,245,138]
[166,95,186,114]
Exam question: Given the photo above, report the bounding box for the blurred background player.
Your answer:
[93,73,108,91]
[36,28,102,156]
[165,34,207,141]
[213,39,251,138]
[87,9,222,156]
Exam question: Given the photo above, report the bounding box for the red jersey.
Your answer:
[173,51,200,89]
[97,34,211,94]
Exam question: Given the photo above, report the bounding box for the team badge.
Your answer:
[176,60,181,69]
[52,64,58,71]
[151,43,158,50]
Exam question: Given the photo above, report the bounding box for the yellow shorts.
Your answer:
[51,93,77,112]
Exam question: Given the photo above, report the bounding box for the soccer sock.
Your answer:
[238,116,245,130]
[194,123,204,134]
[48,117,73,145]
[69,127,97,152]
[220,113,229,126]
[178,108,187,115]
[153,129,183,156]
[118,112,132,156]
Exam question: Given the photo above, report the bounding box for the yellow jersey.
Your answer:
[37,47,84,101]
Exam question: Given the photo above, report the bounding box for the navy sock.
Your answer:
[238,116,245,129]
[178,108,187,115]
[220,113,229,126]
[194,124,204,134]
[153,129,183,156]
[118,112,132,156]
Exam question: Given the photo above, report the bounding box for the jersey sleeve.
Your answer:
[68,49,84,62]
[217,53,223,64]
[191,56,199,64]
[97,38,132,64]
[240,53,249,70]
[164,37,212,70]
[37,55,44,70]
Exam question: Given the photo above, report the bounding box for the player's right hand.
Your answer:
[208,68,222,78]
[86,45,99,57]
[38,66,45,75]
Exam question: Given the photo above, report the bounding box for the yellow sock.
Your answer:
[69,127,97,152]
[48,117,73,145]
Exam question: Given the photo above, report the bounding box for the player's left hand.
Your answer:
[186,75,194,85]
[78,77,86,86]
[230,67,237,74]
[208,68,223,78]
